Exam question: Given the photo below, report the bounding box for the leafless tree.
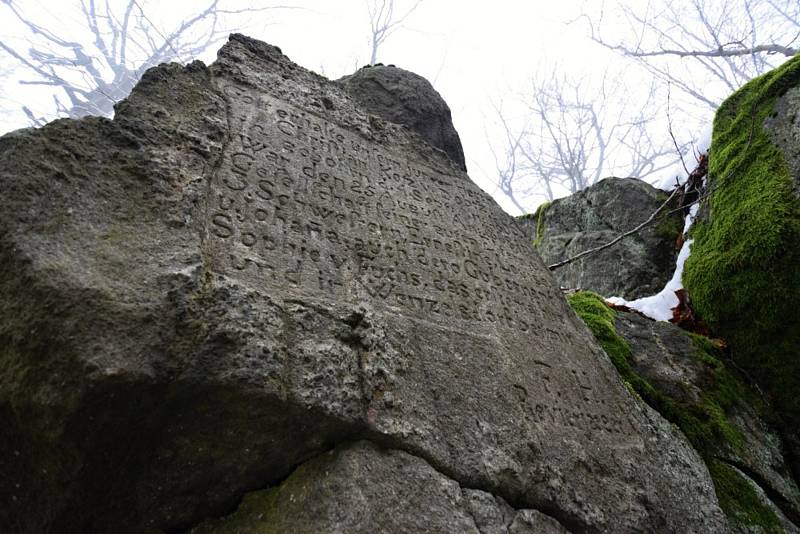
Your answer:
[584,0,800,110]
[492,71,683,213]
[0,0,299,125]
[366,0,423,65]
[490,0,797,214]
[0,57,18,118]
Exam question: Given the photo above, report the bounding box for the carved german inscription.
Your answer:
[208,84,550,333]
[205,83,635,436]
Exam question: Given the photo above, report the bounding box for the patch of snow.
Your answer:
[653,123,713,191]
[681,202,699,234]
[606,204,699,321]
[655,161,689,191]
[695,122,713,155]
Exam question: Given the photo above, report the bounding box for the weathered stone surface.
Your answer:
[193,441,569,534]
[569,291,800,531]
[614,310,800,529]
[0,34,726,532]
[523,177,683,299]
[614,311,713,405]
[462,489,567,534]
[766,84,800,196]
[338,64,467,171]
[725,464,800,534]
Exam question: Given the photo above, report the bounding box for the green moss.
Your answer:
[568,292,777,529]
[683,55,800,430]
[532,201,551,247]
[518,201,552,247]
[708,459,783,532]
[567,291,630,367]
[654,202,683,241]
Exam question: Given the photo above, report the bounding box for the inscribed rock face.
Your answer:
[0,34,726,533]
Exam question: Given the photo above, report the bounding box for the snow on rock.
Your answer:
[606,204,699,321]
[654,161,688,192]
[654,124,713,191]
[695,123,713,155]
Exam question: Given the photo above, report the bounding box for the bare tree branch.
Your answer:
[667,83,690,176]
[367,0,423,65]
[548,185,683,270]
[583,0,800,112]
[1,0,302,123]
[492,69,679,213]
[607,42,797,59]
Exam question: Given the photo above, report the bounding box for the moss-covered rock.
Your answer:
[532,200,552,247]
[683,55,800,472]
[709,459,785,534]
[517,200,551,247]
[568,291,799,531]
[568,293,745,454]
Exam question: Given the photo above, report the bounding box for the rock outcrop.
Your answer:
[617,310,800,530]
[765,79,800,196]
[521,177,683,300]
[0,34,727,532]
[338,64,467,171]
[684,54,800,481]
[569,291,800,532]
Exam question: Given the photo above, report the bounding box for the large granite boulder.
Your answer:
[338,64,467,171]
[569,291,800,532]
[0,34,727,532]
[684,55,800,479]
[522,177,683,299]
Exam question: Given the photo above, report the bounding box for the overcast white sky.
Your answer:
[0,1,713,214]
[256,0,620,213]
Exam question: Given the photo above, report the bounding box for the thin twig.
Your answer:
[548,185,682,270]
[548,80,764,272]
[130,0,184,63]
[667,82,690,175]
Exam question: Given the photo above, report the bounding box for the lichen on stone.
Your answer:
[653,207,683,242]
[532,200,551,248]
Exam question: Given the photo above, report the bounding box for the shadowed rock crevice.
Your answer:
[719,457,800,529]
[190,440,573,534]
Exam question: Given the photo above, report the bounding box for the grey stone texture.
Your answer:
[765,85,800,195]
[338,64,467,171]
[193,441,570,534]
[0,34,726,532]
[524,177,684,299]
[615,310,800,530]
